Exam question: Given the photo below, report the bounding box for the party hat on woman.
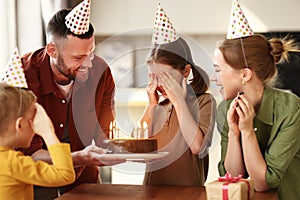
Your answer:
[226,0,254,39]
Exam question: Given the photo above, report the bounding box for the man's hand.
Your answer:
[72,143,126,167]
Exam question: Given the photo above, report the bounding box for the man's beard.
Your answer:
[54,55,89,83]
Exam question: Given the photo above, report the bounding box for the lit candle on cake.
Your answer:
[113,120,118,139]
[139,121,144,138]
[136,121,141,139]
[143,121,148,138]
[109,121,113,139]
[116,126,120,139]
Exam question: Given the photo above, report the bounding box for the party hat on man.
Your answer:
[0,47,28,88]
[226,0,254,39]
[151,3,179,45]
[65,0,91,35]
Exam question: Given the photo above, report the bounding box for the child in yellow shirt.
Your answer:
[0,83,75,200]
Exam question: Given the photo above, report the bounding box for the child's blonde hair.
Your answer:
[0,83,36,134]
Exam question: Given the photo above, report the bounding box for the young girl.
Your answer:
[0,83,75,200]
[141,37,216,186]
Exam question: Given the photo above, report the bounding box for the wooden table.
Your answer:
[56,184,277,200]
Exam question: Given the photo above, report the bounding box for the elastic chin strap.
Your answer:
[240,38,250,68]
[17,87,22,117]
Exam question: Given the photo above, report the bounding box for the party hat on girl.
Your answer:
[152,3,179,45]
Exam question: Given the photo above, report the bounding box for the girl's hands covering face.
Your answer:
[146,73,159,105]
[157,72,187,105]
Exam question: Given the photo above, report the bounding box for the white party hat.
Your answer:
[65,0,91,35]
[152,3,179,45]
[1,47,28,88]
[226,0,254,39]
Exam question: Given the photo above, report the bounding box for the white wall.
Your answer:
[91,0,300,36]
[0,0,17,73]
[17,0,43,55]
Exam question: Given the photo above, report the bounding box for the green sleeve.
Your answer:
[265,103,300,188]
[216,100,231,176]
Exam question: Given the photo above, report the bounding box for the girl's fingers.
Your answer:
[148,73,154,84]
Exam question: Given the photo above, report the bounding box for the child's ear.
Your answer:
[184,64,191,78]
[15,117,23,132]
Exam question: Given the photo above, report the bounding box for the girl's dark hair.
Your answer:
[146,37,209,95]
[217,34,299,86]
[46,9,94,41]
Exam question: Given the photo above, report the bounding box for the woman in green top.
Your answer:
[210,34,300,200]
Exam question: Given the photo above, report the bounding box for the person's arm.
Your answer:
[157,72,215,155]
[31,103,59,164]
[234,94,268,191]
[238,94,300,191]
[140,73,159,136]
[31,143,126,167]
[15,103,76,186]
[173,94,215,155]
[221,97,246,177]
[11,144,75,187]
[224,130,245,177]
[241,131,269,191]
[217,100,245,177]
[95,67,115,137]
[33,104,125,168]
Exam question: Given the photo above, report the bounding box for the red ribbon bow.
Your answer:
[218,172,243,183]
[218,172,250,200]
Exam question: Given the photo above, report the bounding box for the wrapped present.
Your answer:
[206,172,254,200]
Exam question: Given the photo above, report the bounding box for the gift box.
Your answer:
[206,173,254,200]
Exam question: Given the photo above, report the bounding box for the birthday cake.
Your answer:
[104,138,157,154]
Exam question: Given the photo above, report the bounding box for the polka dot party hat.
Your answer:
[65,0,91,35]
[226,0,254,39]
[0,47,28,88]
[152,3,179,45]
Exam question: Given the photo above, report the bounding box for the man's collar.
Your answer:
[39,50,59,96]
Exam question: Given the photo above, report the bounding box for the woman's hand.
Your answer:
[158,72,187,106]
[146,73,159,106]
[227,93,255,136]
[235,93,255,134]
[227,97,240,136]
